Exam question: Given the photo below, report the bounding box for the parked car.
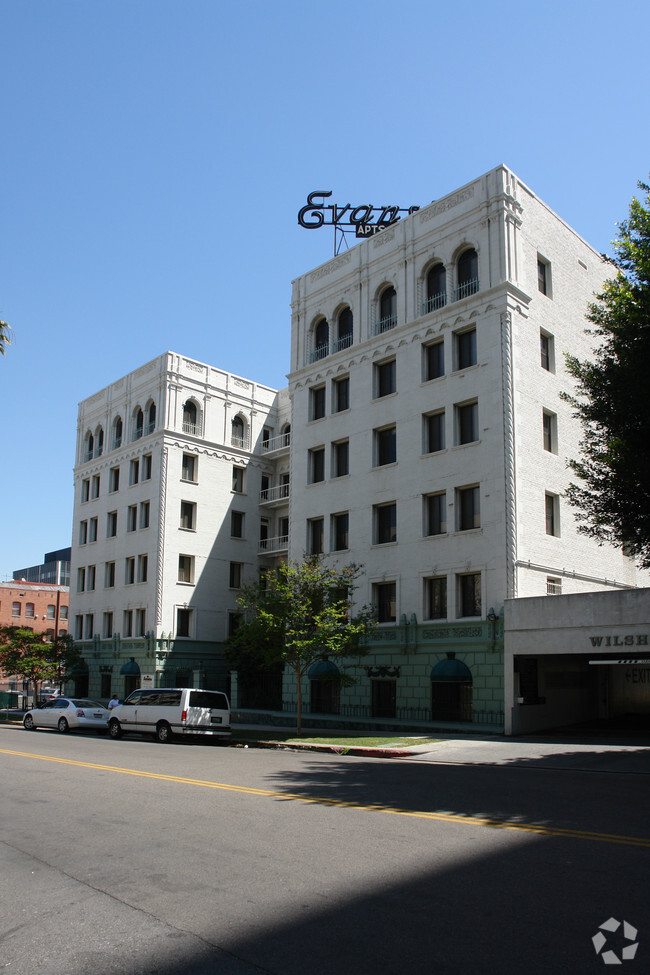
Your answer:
[107,688,231,743]
[23,698,109,734]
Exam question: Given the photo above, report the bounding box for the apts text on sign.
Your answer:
[298,190,419,238]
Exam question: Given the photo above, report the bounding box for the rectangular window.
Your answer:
[84,614,94,639]
[12,602,21,617]
[81,478,90,503]
[455,328,477,369]
[91,474,100,499]
[103,612,113,639]
[332,376,350,413]
[423,340,444,381]
[87,565,96,591]
[60,605,68,620]
[137,554,148,583]
[182,453,197,482]
[332,512,349,551]
[135,609,146,637]
[540,330,554,372]
[75,615,83,640]
[127,504,138,532]
[308,517,324,555]
[140,500,150,529]
[309,447,325,483]
[456,400,478,445]
[425,576,447,619]
[545,492,559,536]
[424,492,446,536]
[109,467,120,493]
[310,385,326,420]
[129,459,139,485]
[25,603,35,618]
[105,562,115,588]
[332,440,349,477]
[125,557,135,585]
[537,255,552,297]
[547,576,562,595]
[375,426,396,466]
[229,562,242,589]
[176,608,192,638]
[178,554,195,584]
[374,502,397,545]
[228,612,242,638]
[77,567,85,593]
[79,520,88,545]
[543,410,557,453]
[232,465,245,493]
[123,610,133,637]
[180,500,196,530]
[46,604,56,619]
[107,511,117,537]
[457,486,480,531]
[89,517,98,542]
[231,511,244,538]
[458,573,481,617]
[142,454,152,481]
[373,582,396,623]
[424,411,445,453]
[374,359,396,397]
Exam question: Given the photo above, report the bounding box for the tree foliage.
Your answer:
[0,319,11,356]
[226,556,376,732]
[563,179,650,566]
[0,627,82,705]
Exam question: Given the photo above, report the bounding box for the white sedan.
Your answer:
[23,698,109,734]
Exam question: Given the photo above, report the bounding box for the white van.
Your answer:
[107,688,231,743]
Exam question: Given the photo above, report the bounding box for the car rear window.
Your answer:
[71,700,104,709]
[189,691,229,710]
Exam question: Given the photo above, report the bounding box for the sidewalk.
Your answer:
[231,723,650,773]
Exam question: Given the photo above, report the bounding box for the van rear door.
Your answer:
[185,690,230,733]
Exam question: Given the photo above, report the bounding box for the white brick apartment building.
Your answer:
[285,165,643,727]
[68,167,647,729]
[69,352,290,700]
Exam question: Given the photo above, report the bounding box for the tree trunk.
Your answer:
[296,666,302,735]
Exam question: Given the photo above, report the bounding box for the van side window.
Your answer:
[159,690,182,706]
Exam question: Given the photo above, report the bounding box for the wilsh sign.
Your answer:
[298,190,420,239]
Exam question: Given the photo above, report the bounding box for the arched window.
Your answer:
[376,286,397,334]
[336,307,353,351]
[431,655,473,721]
[425,263,446,312]
[282,423,291,447]
[231,415,248,449]
[183,400,198,435]
[133,408,144,441]
[147,402,156,435]
[456,248,479,300]
[84,431,94,462]
[95,426,104,457]
[112,416,123,450]
[311,317,329,362]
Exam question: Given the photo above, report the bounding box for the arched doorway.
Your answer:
[70,660,89,698]
[309,660,341,715]
[431,655,472,722]
[120,658,141,698]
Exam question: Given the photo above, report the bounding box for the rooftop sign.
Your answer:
[298,190,420,240]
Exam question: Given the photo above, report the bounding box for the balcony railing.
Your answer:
[309,344,329,363]
[182,420,202,436]
[422,292,446,314]
[454,278,479,301]
[372,315,397,336]
[333,333,353,353]
[260,483,290,505]
[231,435,251,450]
[261,432,291,454]
[112,436,122,450]
[258,534,289,555]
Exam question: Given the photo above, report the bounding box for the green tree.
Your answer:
[0,627,82,706]
[563,178,650,566]
[0,319,12,356]
[227,556,376,733]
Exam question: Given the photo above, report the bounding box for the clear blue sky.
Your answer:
[1,0,648,580]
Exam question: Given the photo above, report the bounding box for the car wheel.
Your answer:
[57,717,69,733]
[156,721,173,743]
[23,715,35,730]
[108,719,122,739]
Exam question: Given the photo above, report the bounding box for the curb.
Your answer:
[230,738,416,758]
